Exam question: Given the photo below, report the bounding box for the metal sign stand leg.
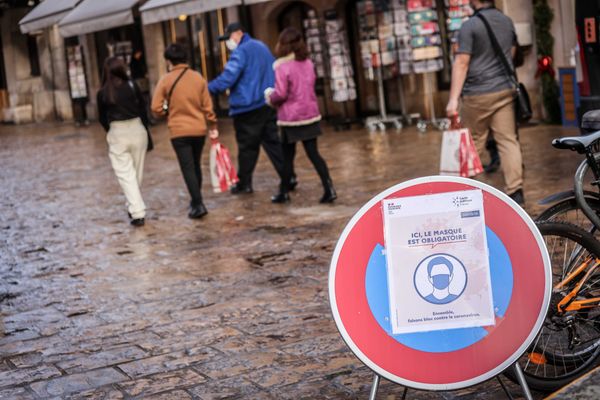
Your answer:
[496,375,515,400]
[369,374,380,400]
[512,363,534,400]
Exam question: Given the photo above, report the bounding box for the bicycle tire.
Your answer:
[536,197,600,236]
[505,222,600,393]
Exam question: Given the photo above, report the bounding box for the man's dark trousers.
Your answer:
[232,105,285,189]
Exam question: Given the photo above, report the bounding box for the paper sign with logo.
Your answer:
[382,189,495,334]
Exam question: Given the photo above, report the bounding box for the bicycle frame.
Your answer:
[556,255,600,312]
[574,151,600,229]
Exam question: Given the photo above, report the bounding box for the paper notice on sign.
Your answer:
[382,190,495,335]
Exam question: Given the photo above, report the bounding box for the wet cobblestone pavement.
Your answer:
[0,119,582,399]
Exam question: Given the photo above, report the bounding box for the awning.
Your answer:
[19,0,81,34]
[140,0,241,25]
[58,0,139,37]
[243,0,274,4]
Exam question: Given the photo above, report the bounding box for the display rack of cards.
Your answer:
[66,45,88,101]
[444,0,472,51]
[324,14,357,103]
[407,0,449,132]
[324,10,358,130]
[407,0,444,73]
[357,0,404,132]
[304,10,326,79]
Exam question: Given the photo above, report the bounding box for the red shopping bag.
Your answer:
[440,117,484,178]
[209,139,239,193]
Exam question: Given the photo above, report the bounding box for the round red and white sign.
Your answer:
[329,177,551,390]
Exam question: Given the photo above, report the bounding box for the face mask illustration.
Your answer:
[432,274,452,290]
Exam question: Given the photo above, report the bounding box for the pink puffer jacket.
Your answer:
[266,54,322,126]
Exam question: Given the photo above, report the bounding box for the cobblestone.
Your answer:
[1,119,579,398]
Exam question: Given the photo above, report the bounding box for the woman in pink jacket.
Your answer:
[266,27,336,204]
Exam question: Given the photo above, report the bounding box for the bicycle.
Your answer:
[537,110,600,231]
[504,110,600,392]
[505,221,600,392]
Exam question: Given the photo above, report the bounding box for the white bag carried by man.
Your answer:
[440,117,483,178]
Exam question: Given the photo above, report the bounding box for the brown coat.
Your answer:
[151,64,217,138]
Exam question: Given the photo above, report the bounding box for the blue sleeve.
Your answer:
[208,50,245,95]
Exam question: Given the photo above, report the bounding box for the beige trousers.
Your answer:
[461,89,523,195]
[107,118,148,219]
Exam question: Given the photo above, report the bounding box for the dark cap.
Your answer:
[218,22,244,41]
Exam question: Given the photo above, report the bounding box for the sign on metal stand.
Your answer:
[329,177,551,399]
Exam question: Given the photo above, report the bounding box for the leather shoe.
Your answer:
[130,218,145,227]
[230,183,253,195]
[271,192,290,204]
[188,204,208,219]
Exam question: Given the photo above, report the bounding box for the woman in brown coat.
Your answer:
[151,44,218,219]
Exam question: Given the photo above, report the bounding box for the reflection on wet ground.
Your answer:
[0,119,578,399]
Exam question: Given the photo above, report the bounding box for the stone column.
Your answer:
[80,33,101,120]
[36,26,73,121]
[142,22,166,94]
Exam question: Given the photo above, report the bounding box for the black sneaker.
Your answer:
[230,183,253,195]
[188,204,208,219]
[509,189,525,206]
[131,218,145,227]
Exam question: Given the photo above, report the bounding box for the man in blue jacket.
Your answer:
[209,23,290,195]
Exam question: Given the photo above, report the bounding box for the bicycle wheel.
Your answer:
[506,222,600,392]
[537,197,600,235]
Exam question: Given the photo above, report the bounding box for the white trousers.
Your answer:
[107,118,148,219]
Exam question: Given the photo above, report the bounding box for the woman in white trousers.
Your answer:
[97,57,150,227]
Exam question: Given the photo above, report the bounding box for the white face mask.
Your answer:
[225,39,238,51]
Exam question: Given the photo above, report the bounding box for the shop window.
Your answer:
[278,2,312,33]
[27,35,41,77]
[161,9,231,116]
[94,22,146,80]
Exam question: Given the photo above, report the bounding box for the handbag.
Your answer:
[162,68,188,115]
[128,81,154,152]
[440,117,484,178]
[477,13,533,123]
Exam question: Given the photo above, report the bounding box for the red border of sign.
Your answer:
[329,177,551,391]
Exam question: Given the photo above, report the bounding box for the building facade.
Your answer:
[0,0,586,125]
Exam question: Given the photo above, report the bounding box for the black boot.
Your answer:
[188,203,208,219]
[289,175,298,191]
[271,192,290,204]
[320,180,337,204]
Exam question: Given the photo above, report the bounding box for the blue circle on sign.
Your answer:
[413,254,468,305]
[365,227,513,353]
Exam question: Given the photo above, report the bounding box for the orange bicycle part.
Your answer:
[557,258,600,313]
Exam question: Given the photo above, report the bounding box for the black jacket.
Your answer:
[97,81,149,132]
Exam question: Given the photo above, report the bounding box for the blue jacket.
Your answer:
[208,34,275,116]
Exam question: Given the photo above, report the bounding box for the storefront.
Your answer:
[249,0,541,124]
[57,0,146,120]
[11,0,81,122]
[139,0,241,115]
